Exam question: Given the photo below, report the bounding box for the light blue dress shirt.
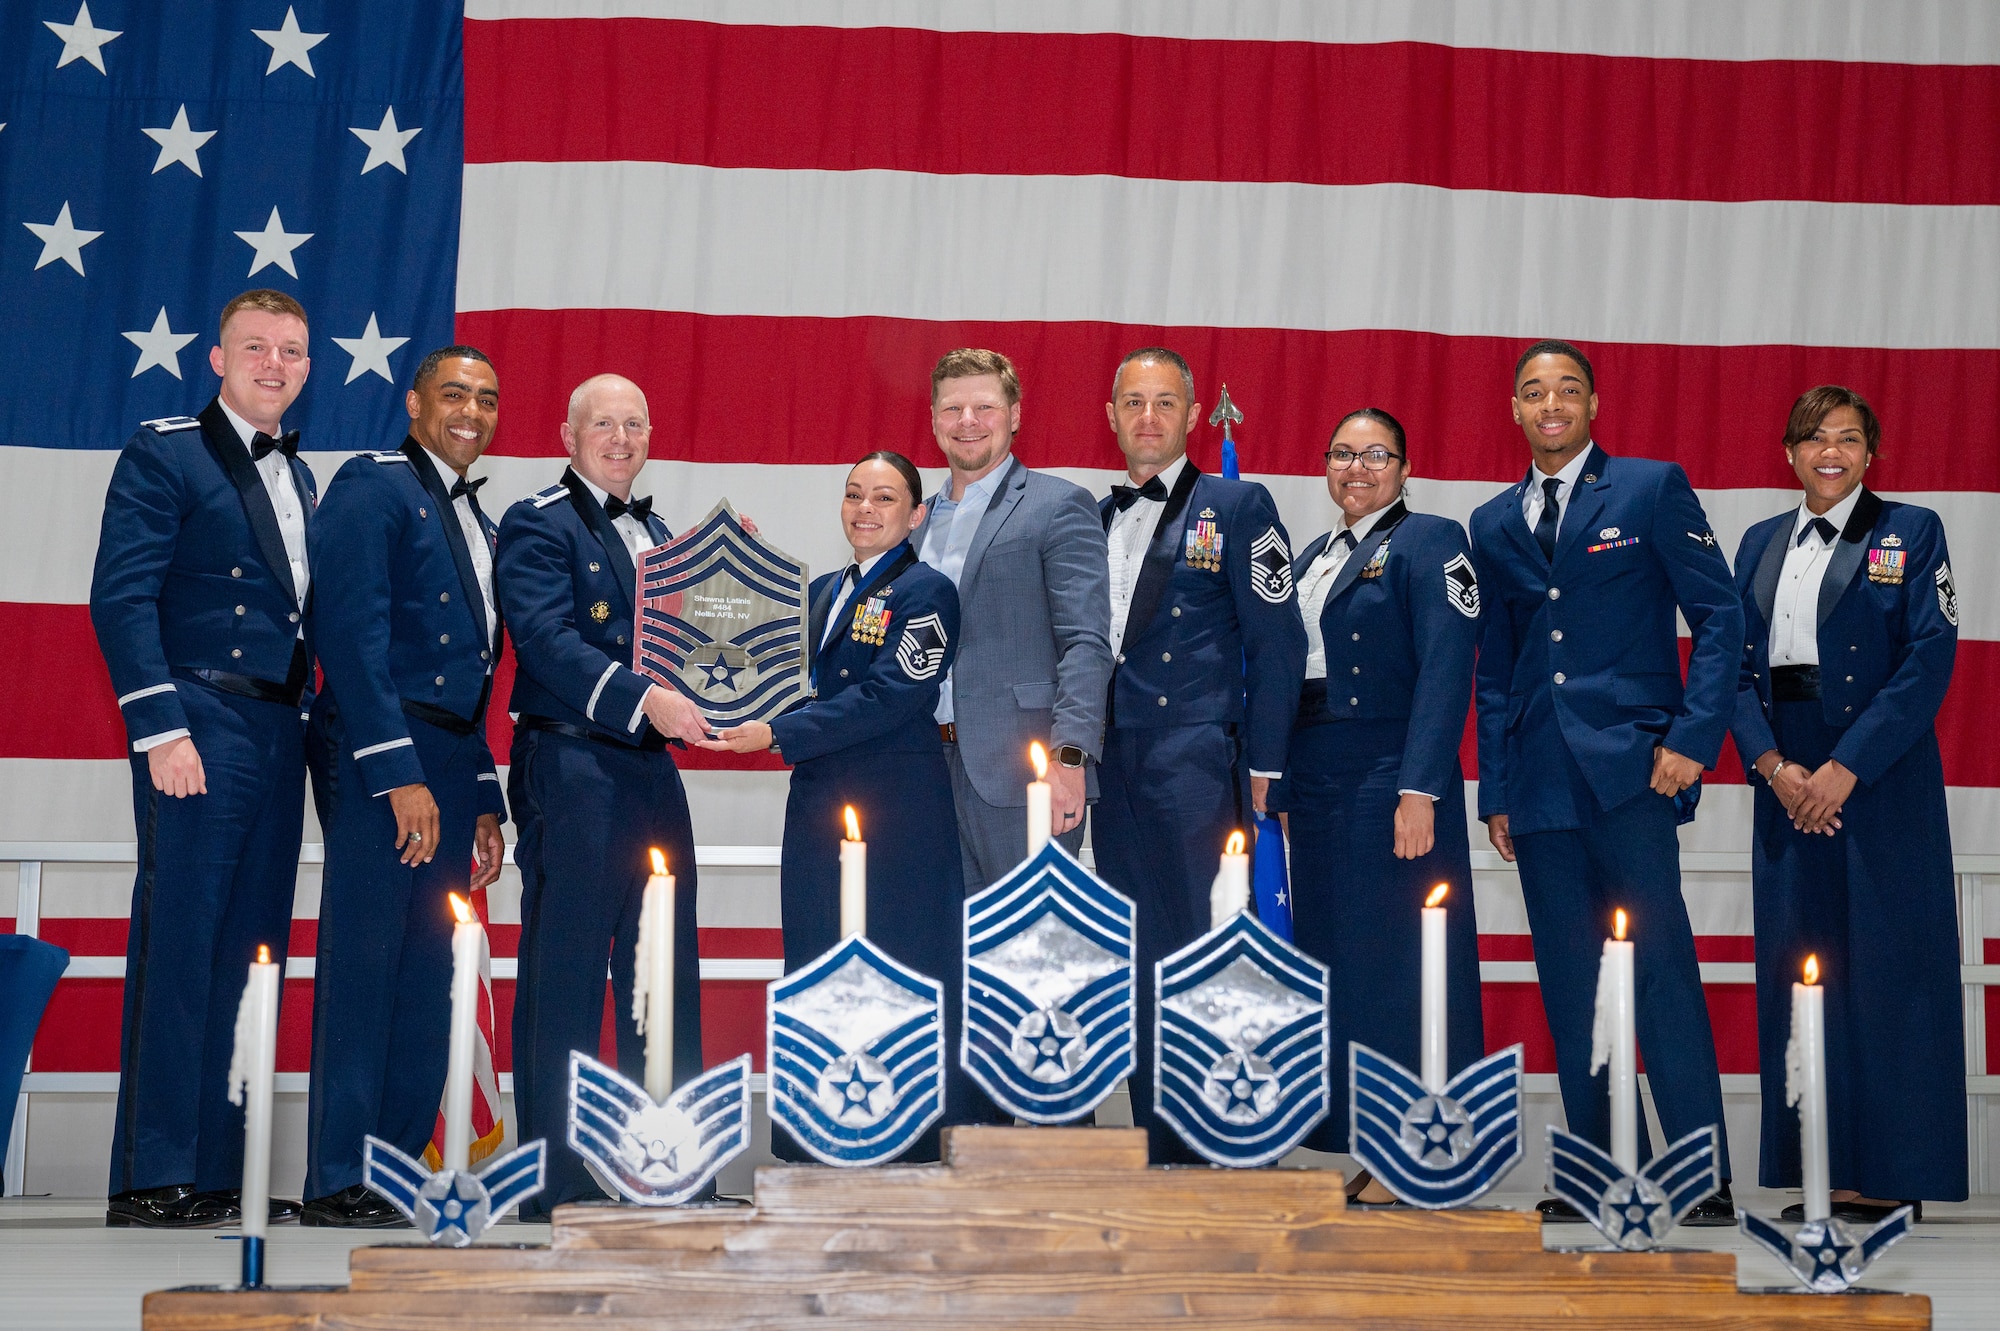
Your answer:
[919,463,1005,723]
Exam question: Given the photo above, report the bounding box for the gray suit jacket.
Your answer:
[915,456,1113,807]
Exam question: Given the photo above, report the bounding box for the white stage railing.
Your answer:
[5,843,1995,1196]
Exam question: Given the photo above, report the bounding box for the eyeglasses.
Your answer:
[1324,447,1405,471]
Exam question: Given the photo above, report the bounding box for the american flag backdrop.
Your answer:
[4,3,1998,1136]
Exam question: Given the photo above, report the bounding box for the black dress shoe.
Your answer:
[1834,1199,1921,1224]
[107,1184,239,1229]
[1679,1183,1736,1227]
[1780,1202,1806,1221]
[194,1190,304,1224]
[300,1184,408,1228]
[1536,1196,1587,1222]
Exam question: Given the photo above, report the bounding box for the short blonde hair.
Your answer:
[931,348,1020,406]
[218,289,307,342]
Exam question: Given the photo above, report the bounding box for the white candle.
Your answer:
[1209,831,1250,928]
[227,944,279,1242]
[1589,908,1639,1172]
[633,848,676,1104]
[840,806,867,938]
[442,893,483,1172]
[1026,742,1053,856]
[1420,884,1449,1093]
[1789,955,1830,1222]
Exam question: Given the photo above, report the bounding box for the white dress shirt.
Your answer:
[1519,444,1596,537]
[1106,454,1187,648]
[1769,488,1861,668]
[420,447,497,658]
[920,462,1006,723]
[574,473,657,561]
[821,550,891,647]
[1296,504,1393,680]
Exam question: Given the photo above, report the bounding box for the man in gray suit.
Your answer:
[916,348,1114,887]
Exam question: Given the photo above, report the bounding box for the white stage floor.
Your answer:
[4,1188,1997,1331]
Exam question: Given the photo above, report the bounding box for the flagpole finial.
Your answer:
[1208,385,1244,442]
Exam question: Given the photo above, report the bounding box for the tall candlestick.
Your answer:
[1790,954,1830,1222]
[442,893,483,1172]
[840,806,867,938]
[1026,742,1052,856]
[633,848,676,1104]
[1209,831,1250,928]
[227,943,279,1284]
[1590,908,1639,1172]
[1420,883,1449,1093]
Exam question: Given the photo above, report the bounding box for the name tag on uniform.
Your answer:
[1186,511,1223,571]
[1867,548,1906,584]
[851,594,891,644]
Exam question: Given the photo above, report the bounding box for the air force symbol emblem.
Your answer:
[1442,552,1480,619]
[1154,912,1329,1166]
[767,936,943,1166]
[1740,1206,1913,1293]
[567,1052,751,1205]
[962,842,1136,1123]
[1249,526,1293,603]
[1350,1044,1524,1207]
[895,612,948,680]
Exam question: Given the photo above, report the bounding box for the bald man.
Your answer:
[496,375,711,1216]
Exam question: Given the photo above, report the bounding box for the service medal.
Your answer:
[850,595,891,645]
[1867,548,1906,584]
[1185,518,1223,572]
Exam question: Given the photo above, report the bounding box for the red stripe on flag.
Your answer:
[461,310,2000,493]
[464,20,2000,206]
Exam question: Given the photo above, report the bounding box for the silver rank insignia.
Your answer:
[767,936,944,1167]
[1350,1044,1524,1207]
[1936,561,1958,626]
[361,1136,546,1247]
[1741,1204,1913,1292]
[850,594,891,644]
[1249,527,1293,603]
[1186,515,1223,571]
[1154,911,1330,1166]
[1443,553,1480,618]
[1546,1122,1720,1250]
[962,841,1136,1123]
[567,1051,751,1206]
[894,612,948,680]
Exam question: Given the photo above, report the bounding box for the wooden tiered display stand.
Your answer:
[145,1127,1928,1328]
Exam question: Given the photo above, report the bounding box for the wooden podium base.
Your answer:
[145,1127,1929,1328]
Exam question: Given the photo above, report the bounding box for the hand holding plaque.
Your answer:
[633,500,811,727]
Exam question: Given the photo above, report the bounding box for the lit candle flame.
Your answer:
[844,805,861,842]
[449,892,474,925]
[650,847,667,876]
[1803,954,1819,986]
[1425,883,1449,909]
[1029,741,1048,781]
[256,943,271,965]
[1225,830,1246,857]
[1613,908,1628,942]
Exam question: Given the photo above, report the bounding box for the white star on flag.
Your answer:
[253,6,328,78]
[332,313,410,384]
[141,105,216,177]
[44,2,122,74]
[351,107,422,175]
[24,202,102,275]
[234,207,312,278]
[123,308,198,379]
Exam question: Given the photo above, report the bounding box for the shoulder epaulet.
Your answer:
[140,416,201,434]
[531,485,568,508]
[365,450,412,464]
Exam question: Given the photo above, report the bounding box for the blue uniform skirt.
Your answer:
[1283,717,1484,1154]
[1752,699,1966,1199]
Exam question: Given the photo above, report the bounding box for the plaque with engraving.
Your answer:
[633,500,811,725]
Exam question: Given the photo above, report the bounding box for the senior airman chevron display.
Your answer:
[4,2,1997,1099]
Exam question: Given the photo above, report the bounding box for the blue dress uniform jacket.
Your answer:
[300,440,508,1200]
[1468,444,1739,1176]
[1092,462,1307,1162]
[770,546,993,1160]
[497,468,704,1216]
[1270,505,1485,1150]
[89,398,316,1197]
[1731,491,1965,1200]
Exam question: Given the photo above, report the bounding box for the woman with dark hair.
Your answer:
[1731,386,1964,1220]
[1267,408,1483,1201]
[702,450,985,1160]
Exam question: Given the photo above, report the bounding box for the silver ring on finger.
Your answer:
[410,831,423,842]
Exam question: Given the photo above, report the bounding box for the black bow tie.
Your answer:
[1110,475,1168,512]
[250,430,299,461]
[604,493,653,523]
[449,475,487,501]
[1799,516,1838,547]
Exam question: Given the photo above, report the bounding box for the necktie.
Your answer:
[1533,476,1562,562]
[1109,475,1168,512]
[821,565,859,647]
[250,430,299,461]
[604,493,653,523]
[1334,529,1358,552]
[1799,516,1838,547]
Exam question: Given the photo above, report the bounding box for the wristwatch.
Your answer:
[1054,744,1087,768]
